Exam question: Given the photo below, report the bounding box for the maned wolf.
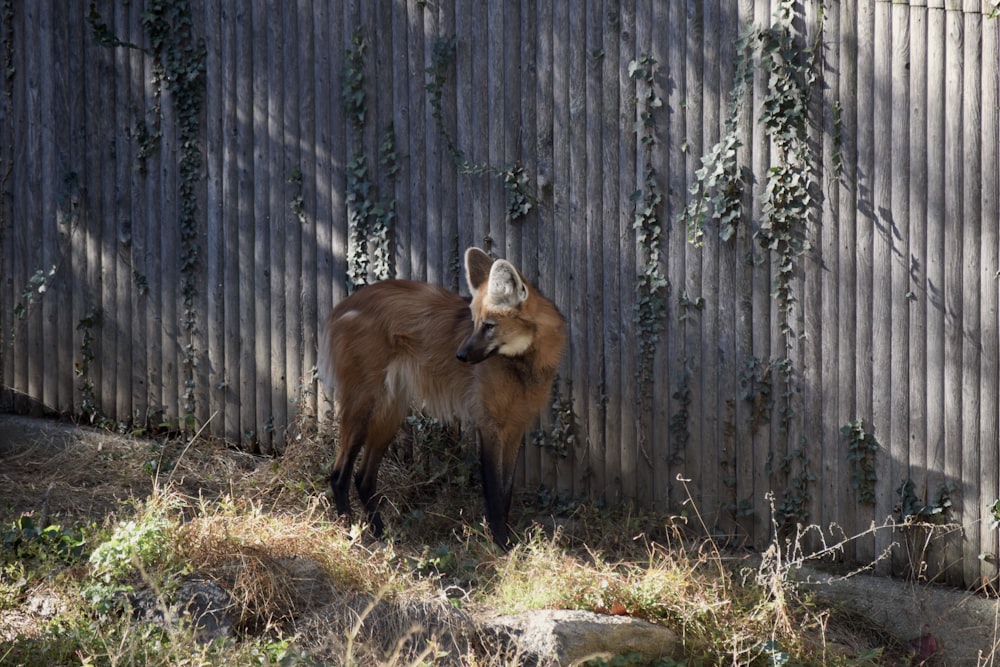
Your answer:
[317,247,566,548]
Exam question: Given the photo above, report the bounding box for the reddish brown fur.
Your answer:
[317,248,566,548]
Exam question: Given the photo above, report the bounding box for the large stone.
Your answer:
[793,564,1000,666]
[130,577,235,643]
[477,609,680,666]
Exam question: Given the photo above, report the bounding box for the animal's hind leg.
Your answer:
[329,404,370,520]
[353,403,406,538]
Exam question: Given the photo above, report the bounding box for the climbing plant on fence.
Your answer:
[677,0,823,525]
[343,28,396,291]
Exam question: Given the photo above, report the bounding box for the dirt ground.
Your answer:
[1,413,998,665]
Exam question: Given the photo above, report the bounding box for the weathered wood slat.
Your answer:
[549,0,570,497]
[923,0,948,578]
[203,0,223,433]
[871,0,894,574]
[837,0,861,564]
[529,0,554,495]
[905,0,928,573]
[977,9,1000,591]
[749,0,773,547]
[854,0,877,567]
[297,0,317,426]
[959,8,982,586]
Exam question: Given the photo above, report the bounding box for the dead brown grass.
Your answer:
[0,413,922,666]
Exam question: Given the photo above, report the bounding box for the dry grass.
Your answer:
[0,414,918,666]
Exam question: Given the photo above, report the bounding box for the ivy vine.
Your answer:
[142,0,206,426]
[628,53,667,394]
[426,35,534,222]
[896,479,957,524]
[342,29,396,291]
[532,378,578,460]
[75,309,102,424]
[679,0,820,342]
[841,418,879,505]
[767,444,815,530]
[90,1,206,426]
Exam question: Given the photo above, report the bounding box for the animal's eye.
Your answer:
[483,321,496,334]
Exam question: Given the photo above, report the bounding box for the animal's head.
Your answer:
[457,247,535,364]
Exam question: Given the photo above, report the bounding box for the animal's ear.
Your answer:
[487,259,529,308]
[465,247,495,291]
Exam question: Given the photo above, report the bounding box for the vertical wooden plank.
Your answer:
[143,1,163,429]
[580,0,600,500]
[61,2,85,415]
[978,8,1000,589]
[566,0,587,501]
[38,0,57,413]
[192,7,212,433]
[664,0,687,514]
[203,0,224,435]
[545,0,568,497]
[407,0,426,278]
[312,0,330,393]
[889,2,912,576]
[529,0,553,496]
[941,4,965,584]
[702,0,723,528]
[250,0,274,444]
[439,0,456,282]
[486,0,504,255]
[645,0,668,514]
[328,0,346,306]
[22,0,42,412]
[161,17,181,428]
[906,0,929,573]
[749,0,773,547]
[219,0,235,440]
[0,1,12,399]
[683,0,705,517]
[712,0,740,540]
[853,0,876,565]
[923,0,947,577]
[453,1,473,270]
[555,0,578,498]
[122,1,144,426]
[798,0,823,545]
[423,1,442,282]
[733,0,756,540]
[503,0,520,270]
[835,0,860,560]
[595,0,620,505]
[517,0,540,491]
[10,2,29,413]
[278,1,301,449]
[52,1,74,414]
[817,0,843,549]
[113,1,133,423]
[99,0,119,423]
[298,0,317,426]
[264,0,285,453]
[517,1,536,286]
[870,0,895,574]
[960,7,982,587]
[389,1,409,282]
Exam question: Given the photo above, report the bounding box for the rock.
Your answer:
[477,609,680,666]
[130,577,235,643]
[793,564,999,666]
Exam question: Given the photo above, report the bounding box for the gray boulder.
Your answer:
[477,609,680,666]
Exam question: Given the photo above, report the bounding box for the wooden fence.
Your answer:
[1,0,999,587]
